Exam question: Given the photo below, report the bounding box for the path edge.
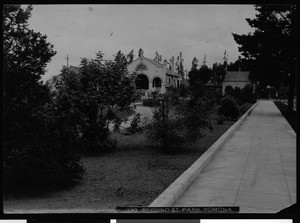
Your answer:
[149,101,259,207]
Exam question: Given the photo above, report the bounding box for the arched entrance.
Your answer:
[135,74,149,90]
[152,77,162,88]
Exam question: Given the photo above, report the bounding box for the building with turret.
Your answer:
[127,48,182,97]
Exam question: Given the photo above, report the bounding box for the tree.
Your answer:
[198,64,212,84]
[232,4,296,113]
[3,5,84,192]
[55,51,140,154]
[227,56,250,71]
[154,51,162,62]
[145,92,210,152]
[191,57,199,70]
[176,52,185,78]
[188,57,212,99]
[202,54,207,66]
[211,62,226,87]
[223,50,228,68]
[3,5,56,109]
[126,49,134,64]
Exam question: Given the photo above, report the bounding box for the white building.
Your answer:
[127,49,182,97]
[222,71,251,95]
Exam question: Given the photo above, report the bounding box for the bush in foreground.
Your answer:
[241,84,257,104]
[145,93,212,152]
[3,104,84,193]
[218,96,240,120]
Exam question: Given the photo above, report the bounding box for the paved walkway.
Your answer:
[172,100,296,213]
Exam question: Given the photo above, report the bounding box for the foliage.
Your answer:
[179,83,188,98]
[53,51,140,155]
[166,85,180,106]
[225,86,243,105]
[232,87,242,104]
[125,113,142,135]
[188,59,212,99]
[176,52,185,78]
[218,96,240,120]
[154,51,162,62]
[240,84,257,104]
[227,56,250,71]
[3,5,84,192]
[126,49,134,64]
[239,103,253,115]
[224,85,234,96]
[178,97,213,142]
[216,114,226,125]
[3,5,56,108]
[142,98,160,107]
[211,62,227,86]
[145,95,184,152]
[232,4,296,112]
[145,91,213,152]
[3,106,85,193]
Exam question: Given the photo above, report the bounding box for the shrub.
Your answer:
[125,113,142,135]
[179,83,188,98]
[145,94,212,152]
[145,96,185,152]
[239,102,253,114]
[241,84,257,104]
[3,103,85,193]
[218,96,239,120]
[216,114,226,125]
[232,87,242,105]
[180,98,211,142]
[224,85,234,96]
[142,98,160,107]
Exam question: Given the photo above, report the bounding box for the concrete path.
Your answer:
[172,100,296,213]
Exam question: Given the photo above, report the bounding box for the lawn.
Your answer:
[3,104,252,211]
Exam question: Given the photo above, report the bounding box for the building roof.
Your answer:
[68,65,81,74]
[130,56,164,68]
[166,68,181,77]
[45,66,80,85]
[223,71,250,82]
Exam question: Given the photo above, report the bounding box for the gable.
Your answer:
[224,71,250,82]
[127,58,159,71]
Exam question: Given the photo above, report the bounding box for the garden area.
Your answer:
[3,118,237,210]
[4,82,256,211]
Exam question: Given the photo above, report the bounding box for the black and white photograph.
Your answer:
[3,4,297,214]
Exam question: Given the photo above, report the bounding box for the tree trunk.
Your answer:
[287,72,295,114]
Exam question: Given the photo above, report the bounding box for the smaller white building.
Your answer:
[127,49,182,97]
[222,71,251,95]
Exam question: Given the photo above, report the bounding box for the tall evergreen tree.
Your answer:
[232,4,296,113]
[3,5,84,192]
[176,52,185,77]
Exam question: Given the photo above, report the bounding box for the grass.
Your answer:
[3,103,252,211]
[274,101,297,132]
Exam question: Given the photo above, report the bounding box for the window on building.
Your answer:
[152,77,162,88]
[136,63,147,71]
[135,74,149,89]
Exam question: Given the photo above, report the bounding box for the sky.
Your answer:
[25,4,257,82]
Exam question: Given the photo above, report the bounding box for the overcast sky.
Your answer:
[26,4,257,82]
